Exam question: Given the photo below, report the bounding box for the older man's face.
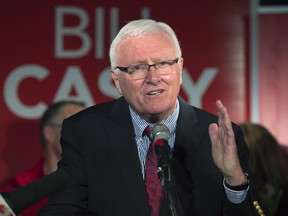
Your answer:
[112,33,183,122]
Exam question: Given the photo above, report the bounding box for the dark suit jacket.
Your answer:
[38,97,269,216]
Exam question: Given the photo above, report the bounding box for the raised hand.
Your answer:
[209,100,245,186]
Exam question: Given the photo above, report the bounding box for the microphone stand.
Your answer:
[150,124,183,216]
[158,165,180,216]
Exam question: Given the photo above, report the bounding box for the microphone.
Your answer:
[150,124,183,216]
[0,169,69,215]
[150,124,171,188]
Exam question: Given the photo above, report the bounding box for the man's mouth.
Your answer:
[147,90,164,96]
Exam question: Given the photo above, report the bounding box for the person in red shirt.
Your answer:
[0,100,85,216]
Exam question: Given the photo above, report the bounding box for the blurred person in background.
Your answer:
[239,122,288,215]
[0,100,85,216]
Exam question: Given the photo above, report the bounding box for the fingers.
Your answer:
[209,123,218,145]
[216,100,228,122]
[211,100,242,179]
[215,100,234,138]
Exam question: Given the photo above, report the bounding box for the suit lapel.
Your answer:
[105,97,150,216]
[175,98,201,157]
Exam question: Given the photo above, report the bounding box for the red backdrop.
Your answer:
[0,0,287,183]
[258,13,288,146]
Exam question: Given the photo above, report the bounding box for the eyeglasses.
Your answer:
[115,58,179,80]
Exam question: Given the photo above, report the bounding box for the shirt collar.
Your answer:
[130,99,179,138]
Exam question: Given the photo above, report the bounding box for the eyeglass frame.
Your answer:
[114,57,179,79]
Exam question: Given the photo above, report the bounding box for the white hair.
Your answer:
[109,19,182,70]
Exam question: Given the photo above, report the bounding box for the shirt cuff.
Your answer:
[223,178,249,204]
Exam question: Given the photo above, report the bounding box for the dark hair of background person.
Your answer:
[39,100,86,148]
[239,122,288,215]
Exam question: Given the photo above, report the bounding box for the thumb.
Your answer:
[209,123,218,146]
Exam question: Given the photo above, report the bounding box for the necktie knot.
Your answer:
[142,125,152,140]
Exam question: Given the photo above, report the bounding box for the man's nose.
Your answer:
[145,65,161,82]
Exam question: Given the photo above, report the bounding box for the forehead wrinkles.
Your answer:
[117,35,176,64]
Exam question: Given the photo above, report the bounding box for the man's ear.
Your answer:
[111,71,123,95]
[179,57,184,85]
[43,126,57,145]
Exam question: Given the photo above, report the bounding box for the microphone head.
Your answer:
[150,124,172,183]
[150,124,170,144]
